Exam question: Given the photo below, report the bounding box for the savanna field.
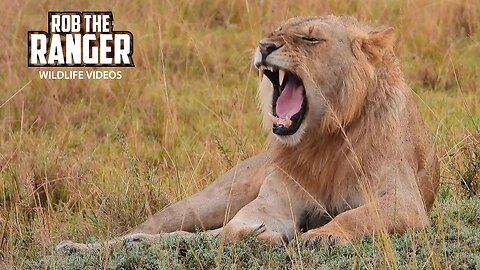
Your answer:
[0,0,479,269]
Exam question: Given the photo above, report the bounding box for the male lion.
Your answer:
[57,15,439,252]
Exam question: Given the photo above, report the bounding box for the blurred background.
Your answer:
[0,0,479,268]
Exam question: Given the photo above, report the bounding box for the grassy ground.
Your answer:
[21,189,480,269]
[0,0,479,269]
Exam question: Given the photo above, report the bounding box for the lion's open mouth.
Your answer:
[259,66,307,136]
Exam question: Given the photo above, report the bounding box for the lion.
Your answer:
[56,15,439,252]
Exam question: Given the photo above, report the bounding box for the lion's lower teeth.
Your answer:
[268,113,279,125]
[269,113,292,128]
[284,116,292,128]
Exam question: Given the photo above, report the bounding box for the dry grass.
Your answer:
[0,0,479,269]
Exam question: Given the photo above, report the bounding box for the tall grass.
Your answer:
[0,0,479,268]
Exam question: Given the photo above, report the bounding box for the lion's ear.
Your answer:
[353,27,395,63]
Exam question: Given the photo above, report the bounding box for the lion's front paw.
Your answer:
[223,223,288,246]
[123,233,155,248]
[223,223,266,242]
[123,231,194,248]
[300,229,350,248]
[55,240,87,254]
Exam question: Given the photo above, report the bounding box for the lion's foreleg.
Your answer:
[56,154,267,253]
[301,187,429,247]
[131,154,268,234]
[123,228,223,246]
[223,174,304,246]
[55,237,125,253]
[56,229,224,253]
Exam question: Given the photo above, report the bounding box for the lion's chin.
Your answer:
[272,121,307,146]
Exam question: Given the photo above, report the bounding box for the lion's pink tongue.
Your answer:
[275,78,304,119]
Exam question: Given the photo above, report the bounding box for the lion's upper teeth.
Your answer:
[279,70,285,85]
[259,66,264,79]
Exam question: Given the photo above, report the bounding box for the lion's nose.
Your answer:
[259,41,280,57]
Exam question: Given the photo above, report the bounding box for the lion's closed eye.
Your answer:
[300,36,326,44]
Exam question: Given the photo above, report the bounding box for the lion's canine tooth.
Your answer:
[284,116,292,128]
[268,113,279,125]
[279,70,285,85]
[259,66,264,79]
